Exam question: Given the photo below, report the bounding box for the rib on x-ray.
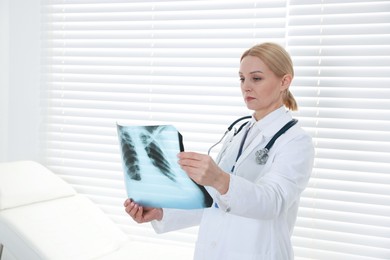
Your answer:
[120,131,141,181]
[141,126,175,182]
[117,124,212,209]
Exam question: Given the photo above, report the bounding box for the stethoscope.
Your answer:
[207,115,251,156]
[208,115,298,165]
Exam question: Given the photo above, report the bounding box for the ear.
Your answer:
[280,74,292,92]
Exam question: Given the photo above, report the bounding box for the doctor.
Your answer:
[124,42,314,260]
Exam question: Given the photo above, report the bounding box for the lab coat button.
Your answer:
[210,241,217,248]
[226,207,231,213]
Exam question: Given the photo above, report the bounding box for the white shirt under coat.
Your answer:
[152,107,315,260]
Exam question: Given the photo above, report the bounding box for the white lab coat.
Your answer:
[152,107,314,260]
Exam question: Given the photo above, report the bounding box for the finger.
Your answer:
[123,198,131,207]
[178,155,207,168]
[124,203,134,215]
[180,158,211,173]
[134,206,144,223]
[178,157,196,168]
[128,202,140,217]
[177,151,203,161]
[129,202,138,215]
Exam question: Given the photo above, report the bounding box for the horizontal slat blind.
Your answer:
[41,0,287,247]
[288,1,390,259]
[41,0,390,259]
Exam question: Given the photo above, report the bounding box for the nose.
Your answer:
[241,80,252,92]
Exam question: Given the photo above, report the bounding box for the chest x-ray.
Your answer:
[117,124,212,209]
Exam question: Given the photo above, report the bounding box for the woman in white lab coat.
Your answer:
[124,42,314,260]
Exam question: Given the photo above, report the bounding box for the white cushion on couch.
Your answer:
[0,160,129,260]
[0,161,76,210]
[0,195,129,260]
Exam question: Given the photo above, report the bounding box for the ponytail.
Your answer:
[284,90,298,111]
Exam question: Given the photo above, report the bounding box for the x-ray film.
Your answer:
[117,124,213,209]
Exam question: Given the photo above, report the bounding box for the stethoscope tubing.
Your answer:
[208,116,298,166]
[207,115,252,155]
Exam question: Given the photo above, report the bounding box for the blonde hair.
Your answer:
[240,42,298,111]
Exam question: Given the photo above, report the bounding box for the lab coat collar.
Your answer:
[252,106,293,138]
[233,107,293,171]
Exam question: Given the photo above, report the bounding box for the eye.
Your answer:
[239,77,245,83]
[253,77,262,81]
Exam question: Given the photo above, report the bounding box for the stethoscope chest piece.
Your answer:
[254,118,298,165]
[255,148,269,165]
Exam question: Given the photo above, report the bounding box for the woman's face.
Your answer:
[239,55,291,120]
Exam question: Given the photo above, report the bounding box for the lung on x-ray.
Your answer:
[117,124,213,209]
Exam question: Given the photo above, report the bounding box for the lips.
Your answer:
[245,96,256,102]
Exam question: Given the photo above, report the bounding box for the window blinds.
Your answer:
[41,0,287,247]
[41,0,390,259]
[288,1,390,259]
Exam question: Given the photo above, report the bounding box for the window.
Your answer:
[288,1,390,258]
[41,0,390,258]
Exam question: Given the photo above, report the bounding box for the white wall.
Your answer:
[0,0,10,162]
[0,0,41,162]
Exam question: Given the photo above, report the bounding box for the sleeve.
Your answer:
[214,132,314,220]
[151,208,204,234]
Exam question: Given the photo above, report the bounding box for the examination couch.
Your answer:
[0,160,192,260]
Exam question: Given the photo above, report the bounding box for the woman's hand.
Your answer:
[124,198,163,223]
[177,151,230,195]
